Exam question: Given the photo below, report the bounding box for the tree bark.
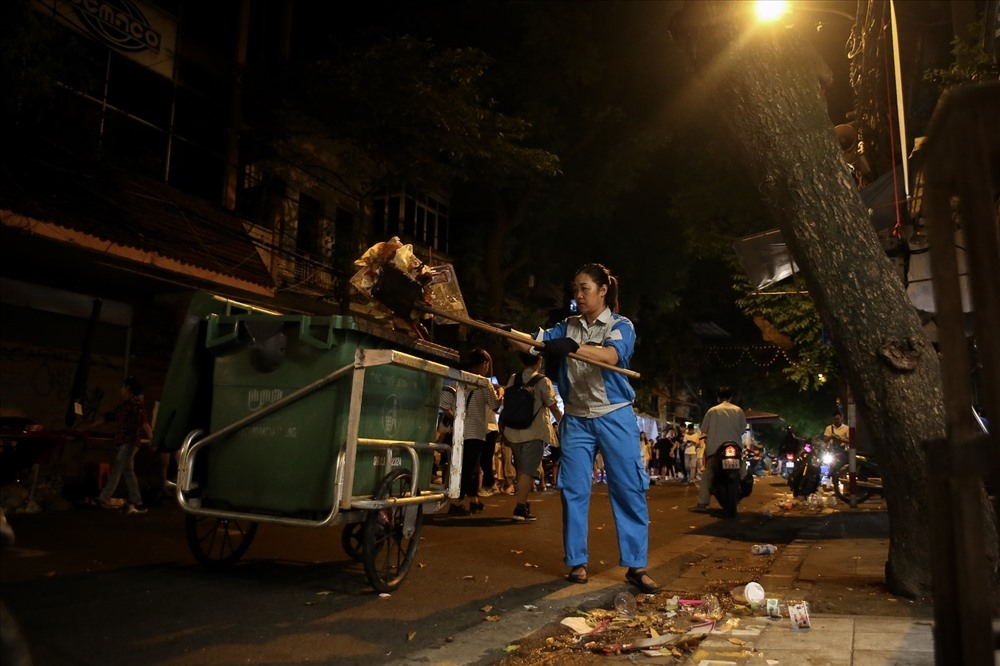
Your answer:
[670,0,998,599]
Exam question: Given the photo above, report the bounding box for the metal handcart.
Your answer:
[153,293,484,592]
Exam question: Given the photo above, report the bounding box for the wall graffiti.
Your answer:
[1,343,121,429]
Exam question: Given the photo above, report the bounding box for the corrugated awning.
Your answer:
[1,145,275,297]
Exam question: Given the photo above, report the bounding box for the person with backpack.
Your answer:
[500,352,562,521]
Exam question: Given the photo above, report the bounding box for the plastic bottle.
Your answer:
[751,544,777,555]
[613,591,637,615]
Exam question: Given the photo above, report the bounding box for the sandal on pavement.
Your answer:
[567,565,588,584]
[625,568,659,594]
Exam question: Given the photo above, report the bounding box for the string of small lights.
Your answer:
[704,345,794,369]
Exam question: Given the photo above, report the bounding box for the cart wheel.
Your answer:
[363,469,423,593]
[341,521,364,562]
[185,514,258,567]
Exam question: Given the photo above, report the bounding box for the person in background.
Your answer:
[656,430,676,480]
[639,432,652,477]
[479,414,501,497]
[691,386,747,512]
[501,352,562,521]
[441,348,502,516]
[592,452,606,484]
[682,424,700,484]
[823,411,851,451]
[86,376,152,514]
[511,262,658,594]
[696,429,707,478]
[547,415,562,487]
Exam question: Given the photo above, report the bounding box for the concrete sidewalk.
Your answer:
[396,510,947,666]
[687,614,934,665]
[658,529,938,665]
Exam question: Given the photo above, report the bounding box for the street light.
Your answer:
[754,1,790,23]
[755,0,857,25]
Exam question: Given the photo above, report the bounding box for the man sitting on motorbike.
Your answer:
[690,386,747,513]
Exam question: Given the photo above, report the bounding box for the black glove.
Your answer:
[544,337,579,358]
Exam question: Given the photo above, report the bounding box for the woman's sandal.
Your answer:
[625,567,660,594]
[566,565,588,584]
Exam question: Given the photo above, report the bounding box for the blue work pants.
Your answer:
[558,407,650,569]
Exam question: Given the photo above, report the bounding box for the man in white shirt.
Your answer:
[824,412,851,450]
[691,386,747,512]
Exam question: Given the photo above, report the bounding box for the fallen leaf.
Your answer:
[480,605,493,613]
[379,593,391,598]
[462,575,475,580]
[503,645,519,653]
[418,562,427,568]
[524,605,538,611]
[728,637,746,646]
[649,627,660,638]
[485,615,501,622]
[510,549,524,555]
[407,631,416,641]
[524,562,538,568]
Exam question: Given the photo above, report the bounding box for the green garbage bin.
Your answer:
[200,313,443,518]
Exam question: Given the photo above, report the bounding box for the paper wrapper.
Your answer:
[788,602,811,630]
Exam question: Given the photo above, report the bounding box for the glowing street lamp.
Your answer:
[754,1,790,23]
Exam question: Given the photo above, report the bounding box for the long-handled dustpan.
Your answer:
[372,265,639,379]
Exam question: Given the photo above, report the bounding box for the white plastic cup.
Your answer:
[744,582,765,607]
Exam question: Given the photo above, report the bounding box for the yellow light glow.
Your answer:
[754,0,790,22]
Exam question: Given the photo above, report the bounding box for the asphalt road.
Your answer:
[1,476,798,666]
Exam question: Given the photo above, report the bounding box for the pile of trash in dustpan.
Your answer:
[349,236,469,335]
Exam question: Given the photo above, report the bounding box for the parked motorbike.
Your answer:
[831,452,883,504]
[711,440,754,517]
[744,447,767,477]
[787,440,821,498]
[779,450,797,478]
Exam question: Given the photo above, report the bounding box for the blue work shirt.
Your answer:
[534,307,636,418]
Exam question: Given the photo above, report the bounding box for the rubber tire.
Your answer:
[362,469,423,593]
[341,521,364,562]
[832,463,873,504]
[723,477,741,517]
[185,514,258,568]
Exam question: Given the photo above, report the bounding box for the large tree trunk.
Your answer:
[670,0,998,599]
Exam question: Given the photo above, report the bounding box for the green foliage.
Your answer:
[249,34,559,201]
[923,17,1000,91]
[734,276,838,391]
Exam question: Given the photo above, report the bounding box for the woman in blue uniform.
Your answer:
[517,263,657,594]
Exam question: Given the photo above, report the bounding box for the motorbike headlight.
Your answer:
[822,453,834,465]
